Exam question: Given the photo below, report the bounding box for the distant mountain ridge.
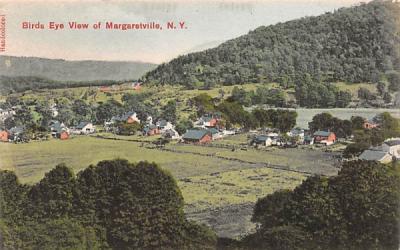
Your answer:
[0,55,156,82]
[144,0,400,87]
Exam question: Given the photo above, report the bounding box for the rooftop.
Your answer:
[314,131,333,137]
[183,129,210,140]
[76,122,91,129]
[384,139,400,147]
[359,150,390,161]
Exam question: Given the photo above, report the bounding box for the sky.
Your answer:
[0,0,370,64]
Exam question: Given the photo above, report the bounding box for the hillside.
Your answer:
[0,55,156,82]
[144,0,400,88]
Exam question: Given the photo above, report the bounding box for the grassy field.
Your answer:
[0,135,340,237]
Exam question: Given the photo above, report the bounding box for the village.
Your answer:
[1,93,399,166]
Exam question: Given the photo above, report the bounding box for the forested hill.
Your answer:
[0,55,156,82]
[144,0,400,88]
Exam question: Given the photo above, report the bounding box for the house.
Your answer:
[99,86,111,92]
[313,131,336,145]
[143,124,160,136]
[252,135,273,147]
[382,138,400,159]
[194,114,221,128]
[0,108,15,122]
[0,130,8,142]
[50,104,59,118]
[146,116,153,125]
[303,135,314,145]
[132,82,142,90]
[74,122,95,135]
[156,119,174,132]
[222,129,236,136]
[207,128,223,140]
[111,111,140,124]
[162,129,180,140]
[287,128,305,143]
[8,126,25,142]
[359,150,393,164]
[266,132,281,146]
[358,138,400,163]
[50,121,70,139]
[182,129,212,144]
[363,119,379,129]
[105,112,141,131]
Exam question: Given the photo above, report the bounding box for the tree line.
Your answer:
[0,76,125,95]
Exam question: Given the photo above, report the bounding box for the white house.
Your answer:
[156,119,174,133]
[359,138,400,163]
[50,104,59,117]
[162,129,181,140]
[287,128,305,143]
[105,111,141,131]
[222,129,236,136]
[74,122,96,135]
[0,108,15,122]
[253,135,273,147]
[382,138,400,159]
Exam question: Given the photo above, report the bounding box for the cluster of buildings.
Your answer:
[49,121,96,140]
[251,129,337,148]
[181,114,235,144]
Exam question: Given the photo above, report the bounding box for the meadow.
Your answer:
[0,135,339,237]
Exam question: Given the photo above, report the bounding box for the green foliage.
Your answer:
[95,100,124,124]
[244,160,400,249]
[308,113,352,138]
[27,164,76,220]
[358,87,376,100]
[115,121,142,135]
[0,159,216,249]
[295,74,351,108]
[386,70,400,92]
[175,119,193,135]
[0,76,122,95]
[193,93,216,116]
[162,100,177,123]
[145,1,400,89]
[374,112,400,138]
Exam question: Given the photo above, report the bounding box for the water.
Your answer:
[293,108,400,129]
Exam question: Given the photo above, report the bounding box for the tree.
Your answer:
[351,116,365,130]
[72,99,92,122]
[95,99,124,124]
[374,112,400,138]
[75,159,216,249]
[383,92,392,103]
[27,164,76,220]
[358,87,375,100]
[376,81,386,96]
[243,160,400,249]
[193,93,215,116]
[162,100,177,123]
[35,102,53,128]
[387,71,400,92]
[175,119,193,135]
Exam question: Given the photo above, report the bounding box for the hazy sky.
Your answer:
[0,0,370,64]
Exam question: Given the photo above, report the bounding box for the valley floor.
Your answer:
[0,134,340,237]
